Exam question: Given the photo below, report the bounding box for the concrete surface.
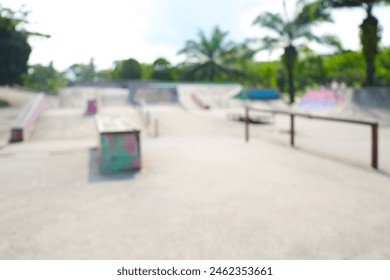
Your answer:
[0,87,390,259]
[177,84,242,110]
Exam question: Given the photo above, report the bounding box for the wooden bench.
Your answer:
[10,93,47,143]
[96,115,141,173]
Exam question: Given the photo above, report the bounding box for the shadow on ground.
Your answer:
[293,146,390,178]
[88,148,140,183]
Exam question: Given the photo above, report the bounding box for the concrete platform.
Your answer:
[1,100,390,259]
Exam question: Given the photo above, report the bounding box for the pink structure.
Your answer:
[86,99,97,114]
[298,89,345,110]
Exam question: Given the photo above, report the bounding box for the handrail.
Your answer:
[247,107,377,125]
[244,106,379,169]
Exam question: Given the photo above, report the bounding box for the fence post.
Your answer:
[290,114,295,147]
[245,107,249,142]
[371,123,378,169]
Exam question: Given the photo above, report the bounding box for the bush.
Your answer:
[0,99,10,107]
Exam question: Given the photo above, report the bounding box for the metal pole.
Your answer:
[290,114,295,147]
[245,107,249,142]
[371,123,378,169]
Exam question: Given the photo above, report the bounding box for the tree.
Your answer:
[376,47,390,86]
[178,26,245,81]
[22,62,67,94]
[320,0,390,86]
[64,58,96,83]
[323,50,365,87]
[0,5,49,85]
[96,69,114,81]
[253,0,340,103]
[151,58,175,81]
[140,63,153,80]
[113,58,142,80]
[244,61,279,88]
[296,48,327,88]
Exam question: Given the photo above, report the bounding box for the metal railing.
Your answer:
[244,107,379,169]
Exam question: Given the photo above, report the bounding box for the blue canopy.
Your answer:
[234,88,280,100]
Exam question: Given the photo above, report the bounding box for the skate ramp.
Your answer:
[177,83,242,110]
[59,87,129,108]
[329,87,390,125]
[0,86,40,108]
[297,89,345,110]
[0,87,46,145]
[129,83,178,104]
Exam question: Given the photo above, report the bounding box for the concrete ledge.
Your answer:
[96,114,142,173]
[10,93,47,143]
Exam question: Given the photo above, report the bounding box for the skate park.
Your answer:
[0,83,390,259]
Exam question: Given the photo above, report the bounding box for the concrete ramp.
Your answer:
[177,83,242,110]
[129,82,178,104]
[329,87,390,125]
[59,87,128,108]
[297,89,345,110]
[0,87,47,145]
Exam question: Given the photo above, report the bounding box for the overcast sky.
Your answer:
[2,0,390,71]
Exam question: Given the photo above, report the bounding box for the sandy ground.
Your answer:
[1,86,390,259]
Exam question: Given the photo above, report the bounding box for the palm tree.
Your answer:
[320,0,390,86]
[253,0,340,103]
[178,26,248,81]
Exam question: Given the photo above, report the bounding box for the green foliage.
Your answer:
[178,26,247,81]
[277,67,287,92]
[377,47,390,85]
[151,58,175,81]
[22,62,67,94]
[140,63,153,80]
[296,54,327,88]
[0,5,49,85]
[0,6,31,85]
[323,51,365,87]
[320,0,390,86]
[243,61,279,88]
[113,58,142,80]
[96,69,114,81]
[360,15,380,85]
[174,64,189,81]
[253,1,338,50]
[360,16,380,60]
[282,46,298,71]
[320,0,390,10]
[242,50,373,91]
[0,98,10,107]
[64,59,96,82]
[253,0,339,103]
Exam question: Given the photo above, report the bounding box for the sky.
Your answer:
[2,0,390,71]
